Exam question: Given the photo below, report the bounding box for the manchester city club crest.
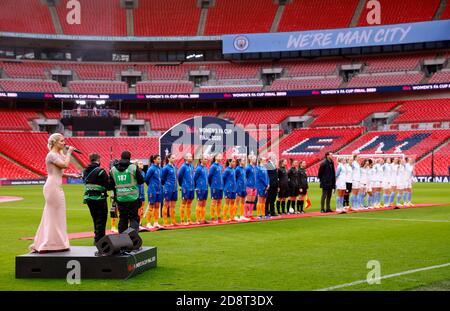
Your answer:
[233,35,249,51]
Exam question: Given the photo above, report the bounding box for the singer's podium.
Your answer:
[16,246,157,279]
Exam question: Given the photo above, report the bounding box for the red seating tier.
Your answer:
[393,99,450,124]
[339,130,450,159]
[0,132,79,175]
[308,102,398,127]
[131,110,219,131]
[428,70,450,84]
[68,81,128,94]
[224,107,308,126]
[204,0,277,35]
[65,137,159,169]
[56,0,126,36]
[0,0,54,34]
[268,77,342,90]
[358,0,440,26]
[278,0,358,32]
[347,72,423,87]
[0,110,38,130]
[135,82,193,94]
[0,79,63,92]
[0,156,41,179]
[278,127,364,165]
[134,0,200,36]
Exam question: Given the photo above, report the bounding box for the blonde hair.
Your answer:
[48,133,64,151]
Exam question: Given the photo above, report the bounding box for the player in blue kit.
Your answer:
[194,154,209,224]
[144,155,162,228]
[208,153,224,223]
[223,158,237,222]
[178,153,195,225]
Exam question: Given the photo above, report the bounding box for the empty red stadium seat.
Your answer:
[0,132,79,175]
[358,0,440,26]
[65,137,159,169]
[347,72,423,87]
[429,69,450,84]
[56,0,126,36]
[135,81,193,94]
[392,99,450,124]
[308,102,398,127]
[134,0,200,36]
[0,79,63,92]
[339,129,450,160]
[68,81,128,94]
[224,107,308,126]
[0,156,41,179]
[0,110,38,130]
[204,0,277,35]
[278,127,364,166]
[0,0,54,34]
[268,76,342,90]
[278,0,358,32]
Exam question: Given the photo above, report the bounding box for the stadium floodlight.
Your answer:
[186,54,195,60]
[96,100,106,105]
[75,100,86,105]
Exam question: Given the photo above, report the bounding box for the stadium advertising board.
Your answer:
[223,20,450,54]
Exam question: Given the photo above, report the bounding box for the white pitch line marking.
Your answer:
[318,216,450,223]
[317,262,450,291]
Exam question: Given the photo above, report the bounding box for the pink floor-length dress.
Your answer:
[30,152,70,252]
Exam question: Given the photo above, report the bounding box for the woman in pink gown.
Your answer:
[30,133,80,253]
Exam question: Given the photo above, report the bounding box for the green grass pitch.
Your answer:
[0,183,449,291]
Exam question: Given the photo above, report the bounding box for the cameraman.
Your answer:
[109,151,145,233]
[82,153,110,243]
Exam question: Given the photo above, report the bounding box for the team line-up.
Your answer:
[92,151,416,233]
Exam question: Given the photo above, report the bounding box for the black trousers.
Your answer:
[320,188,333,212]
[86,199,108,243]
[265,186,278,215]
[117,200,140,233]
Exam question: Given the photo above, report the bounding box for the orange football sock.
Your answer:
[216,202,222,220]
[154,206,159,223]
[186,206,192,223]
[170,207,176,225]
[210,201,216,220]
[180,202,186,223]
[162,206,168,225]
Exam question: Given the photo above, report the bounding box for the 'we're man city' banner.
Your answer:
[222,20,450,54]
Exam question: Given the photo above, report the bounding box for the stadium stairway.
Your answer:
[349,0,367,27]
[434,0,449,19]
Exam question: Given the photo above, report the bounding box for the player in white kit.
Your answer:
[351,155,361,210]
[403,157,415,207]
[335,157,346,213]
[359,159,370,209]
[382,157,393,207]
[395,158,407,207]
[343,158,353,210]
[372,158,384,208]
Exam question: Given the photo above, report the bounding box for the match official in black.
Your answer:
[265,153,279,217]
[82,153,110,243]
[318,152,336,213]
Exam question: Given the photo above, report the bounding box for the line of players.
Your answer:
[123,152,309,231]
[335,154,415,213]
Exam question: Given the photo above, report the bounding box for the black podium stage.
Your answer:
[16,246,157,279]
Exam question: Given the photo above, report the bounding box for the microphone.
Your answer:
[65,146,83,154]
